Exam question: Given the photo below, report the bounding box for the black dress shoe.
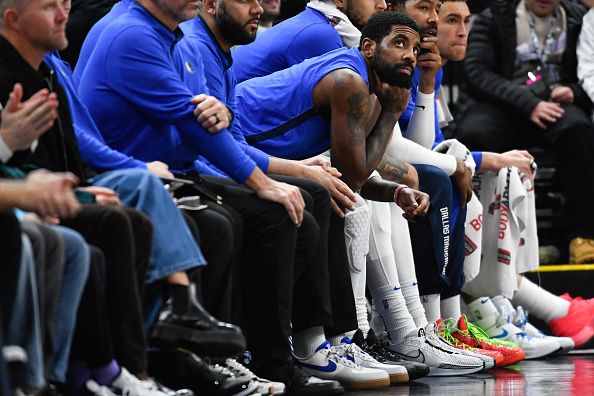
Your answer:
[360,329,430,380]
[147,349,257,396]
[150,284,246,358]
[251,357,344,396]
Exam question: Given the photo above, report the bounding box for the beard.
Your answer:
[345,0,365,31]
[216,2,258,45]
[371,49,413,88]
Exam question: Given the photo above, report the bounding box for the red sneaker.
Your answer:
[452,315,525,367]
[549,294,594,348]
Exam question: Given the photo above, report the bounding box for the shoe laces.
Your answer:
[224,358,256,379]
[514,307,529,331]
[437,319,474,351]
[339,342,377,363]
[464,317,519,348]
[326,345,360,369]
[210,363,234,377]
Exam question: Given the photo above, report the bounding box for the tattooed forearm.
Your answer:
[346,91,368,147]
[378,155,409,182]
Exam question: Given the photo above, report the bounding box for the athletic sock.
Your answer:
[467,297,499,329]
[293,326,327,358]
[92,359,120,386]
[345,196,371,338]
[421,294,441,322]
[371,284,417,343]
[440,295,462,319]
[328,330,357,346]
[511,277,570,322]
[367,200,419,343]
[401,278,428,327]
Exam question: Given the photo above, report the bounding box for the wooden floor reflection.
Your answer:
[350,353,594,396]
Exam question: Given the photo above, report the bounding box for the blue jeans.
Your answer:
[90,169,205,282]
[49,225,90,383]
[7,235,44,388]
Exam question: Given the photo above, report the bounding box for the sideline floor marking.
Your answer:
[532,264,594,272]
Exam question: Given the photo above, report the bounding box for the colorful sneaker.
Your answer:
[513,307,574,354]
[388,323,484,377]
[353,329,430,380]
[295,341,390,390]
[549,293,594,348]
[437,318,504,367]
[452,315,525,367]
[432,320,496,370]
[471,297,559,359]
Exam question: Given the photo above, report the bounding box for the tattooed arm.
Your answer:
[315,69,406,191]
[377,154,419,189]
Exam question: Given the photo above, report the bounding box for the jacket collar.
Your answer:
[193,16,233,70]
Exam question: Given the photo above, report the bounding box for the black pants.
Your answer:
[182,205,236,322]
[455,102,594,239]
[61,204,152,374]
[270,175,333,334]
[410,165,467,297]
[0,212,22,334]
[70,246,115,367]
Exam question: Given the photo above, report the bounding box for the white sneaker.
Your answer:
[139,377,194,396]
[224,358,286,395]
[85,380,117,396]
[476,297,559,360]
[331,336,409,384]
[109,368,169,396]
[388,324,485,377]
[514,306,575,354]
[296,340,390,390]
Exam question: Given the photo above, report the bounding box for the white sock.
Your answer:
[389,203,428,326]
[345,196,372,337]
[329,330,356,346]
[421,294,441,322]
[511,277,570,322]
[371,284,417,343]
[401,279,428,327]
[467,297,499,329]
[367,200,418,343]
[440,295,462,319]
[293,326,326,358]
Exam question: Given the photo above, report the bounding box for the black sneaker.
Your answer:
[356,329,430,380]
[147,348,257,396]
[150,284,246,358]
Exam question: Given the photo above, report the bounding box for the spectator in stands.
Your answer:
[258,0,281,32]
[0,0,221,393]
[453,0,594,263]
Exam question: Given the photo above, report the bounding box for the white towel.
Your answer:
[307,0,361,48]
[463,167,539,298]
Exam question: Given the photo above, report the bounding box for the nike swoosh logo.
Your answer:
[492,329,508,339]
[415,105,426,110]
[300,360,338,373]
[412,282,417,286]
[480,298,489,304]
[394,287,401,291]
[397,349,425,363]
